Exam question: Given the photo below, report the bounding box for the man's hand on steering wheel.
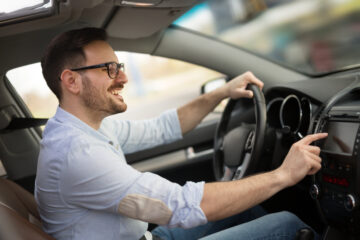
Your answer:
[222,71,264,100]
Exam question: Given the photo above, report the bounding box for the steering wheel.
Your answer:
[213,84,267,181]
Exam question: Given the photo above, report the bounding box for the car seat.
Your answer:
[0,178,54,239]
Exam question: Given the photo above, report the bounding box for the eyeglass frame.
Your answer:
[70,62,125,79]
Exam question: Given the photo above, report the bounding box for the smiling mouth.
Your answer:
[111,89,122,96]
[109,87,124,101]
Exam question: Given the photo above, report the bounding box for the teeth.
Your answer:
[111,90,121,95]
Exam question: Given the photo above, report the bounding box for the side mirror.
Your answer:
[200,77,228,113]
[201,77,227,94]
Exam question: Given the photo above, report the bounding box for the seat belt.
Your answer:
[1,117,48,130]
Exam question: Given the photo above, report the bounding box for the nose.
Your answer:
[114,70,128,84]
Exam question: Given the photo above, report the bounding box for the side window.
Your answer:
[7,62,58,118]
[114,52,224,120]
[7,53,224,120]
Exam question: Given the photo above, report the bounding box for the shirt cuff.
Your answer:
[165,108,183,140]
[168,181,207,229]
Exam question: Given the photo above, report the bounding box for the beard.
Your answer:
[81,75,127,116]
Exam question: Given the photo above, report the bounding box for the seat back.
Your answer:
[0,178,54,240]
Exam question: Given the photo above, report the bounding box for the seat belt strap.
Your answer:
[2,117,48,130]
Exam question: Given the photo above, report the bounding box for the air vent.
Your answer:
[311,106,324,134]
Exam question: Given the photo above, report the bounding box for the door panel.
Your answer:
[128,118,219,184]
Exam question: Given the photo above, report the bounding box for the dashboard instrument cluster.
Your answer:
[267,94,313,139]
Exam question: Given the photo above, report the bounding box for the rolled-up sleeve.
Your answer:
[61,139,207,228]
[122,172,207,228]
[101,109,182,154]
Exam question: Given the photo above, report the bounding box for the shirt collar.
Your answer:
[54,106,110,141]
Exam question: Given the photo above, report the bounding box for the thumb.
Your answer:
[231,88,253,99]
[240,89,253,98]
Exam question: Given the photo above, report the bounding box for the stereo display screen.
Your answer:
[322,121,359,155]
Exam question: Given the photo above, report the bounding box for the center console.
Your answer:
[311,98,360,236]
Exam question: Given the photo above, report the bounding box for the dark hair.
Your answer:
[41,27,107,101]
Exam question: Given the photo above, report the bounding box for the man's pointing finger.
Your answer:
[300,133,328,145]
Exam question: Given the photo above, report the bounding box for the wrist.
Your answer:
[271,168,291,190]
[215,84,230,100]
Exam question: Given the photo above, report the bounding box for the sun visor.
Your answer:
[106,5,192,39]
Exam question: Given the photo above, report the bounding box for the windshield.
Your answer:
[174,0,360,76]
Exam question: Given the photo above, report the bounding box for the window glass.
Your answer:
[7,53,223,120]
[7,62,58,118]
[175,0,360,76]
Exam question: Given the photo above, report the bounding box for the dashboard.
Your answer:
[264,73,360,238]
[267,93,316,138]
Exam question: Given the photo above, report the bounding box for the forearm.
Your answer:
[200,132,328,222]
[177,86,227,134]
[200,169,288,221]
[177,72,264,135]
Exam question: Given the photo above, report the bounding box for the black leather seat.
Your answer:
[0,178,54,240]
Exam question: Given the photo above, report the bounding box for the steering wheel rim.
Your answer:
[213,84,267,181]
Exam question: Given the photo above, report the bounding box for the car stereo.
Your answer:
[311,107,360,234]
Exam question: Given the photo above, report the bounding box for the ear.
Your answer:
[60,69,81,95]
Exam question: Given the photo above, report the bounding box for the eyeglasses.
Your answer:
[70,62,125,79]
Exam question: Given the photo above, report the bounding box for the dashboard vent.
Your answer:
[310,106,324,134]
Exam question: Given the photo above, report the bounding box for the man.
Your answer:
[35,27,327,240]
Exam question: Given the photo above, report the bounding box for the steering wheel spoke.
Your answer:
[232,152,251,180]
[244,130,255,152]
[221,166,236,181]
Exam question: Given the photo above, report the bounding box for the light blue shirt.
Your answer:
[35,107,207,240]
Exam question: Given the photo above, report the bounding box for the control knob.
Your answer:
[344,194,357,211]
[310,184,320,200]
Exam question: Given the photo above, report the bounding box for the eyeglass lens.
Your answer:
[108,63,124,79]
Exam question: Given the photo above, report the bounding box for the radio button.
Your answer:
[345,164,351,172]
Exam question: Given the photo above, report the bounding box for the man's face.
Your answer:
[79,40,128,116]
